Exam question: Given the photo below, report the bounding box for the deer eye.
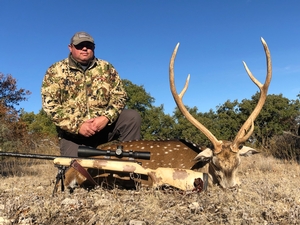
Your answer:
[212,157,221,169]
[238,145,243,150]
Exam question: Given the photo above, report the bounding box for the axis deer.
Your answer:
[64,38,271,190]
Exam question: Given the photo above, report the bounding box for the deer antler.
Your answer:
[169,43,223,153]
[231,37,272,151]
[169,38,272,154]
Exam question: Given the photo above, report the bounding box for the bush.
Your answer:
[268,132,300,162]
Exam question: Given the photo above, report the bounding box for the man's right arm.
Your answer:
[41,64,83,134]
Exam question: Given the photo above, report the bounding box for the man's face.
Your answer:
[68,41,95,65]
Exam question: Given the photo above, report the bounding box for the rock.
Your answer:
[129,219,146,225]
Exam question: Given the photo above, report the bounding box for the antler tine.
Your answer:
[169,43,222,152]
[232,38,272,150]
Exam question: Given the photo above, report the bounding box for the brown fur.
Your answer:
[63,139,207,190]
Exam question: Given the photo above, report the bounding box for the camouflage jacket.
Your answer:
[41,54,128,134]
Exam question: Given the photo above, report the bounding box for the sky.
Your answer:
[1,0,299,115]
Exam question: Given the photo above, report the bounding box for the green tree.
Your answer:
[123,79,154,113]
[215,99,242,141]
[141,105,175,140]
[122,79,175,139]
[172,106,217,146]
[20,109,57,137]
[239,93,300,148]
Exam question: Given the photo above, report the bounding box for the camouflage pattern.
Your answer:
[41,54,127,134]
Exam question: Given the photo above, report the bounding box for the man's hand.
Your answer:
[91,116,109,132]
[78,119,96,137]
[78,116,109,137]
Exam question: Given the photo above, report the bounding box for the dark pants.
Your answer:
[59,109,141,157]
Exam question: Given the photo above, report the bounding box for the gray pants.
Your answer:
[59,109,141,157]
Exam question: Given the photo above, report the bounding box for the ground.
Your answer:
[0,154,299,224]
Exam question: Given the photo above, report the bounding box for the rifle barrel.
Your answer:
[0,146,151,161]
[0,152,56,160]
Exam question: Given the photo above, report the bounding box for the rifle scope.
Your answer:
[78,145,150,160]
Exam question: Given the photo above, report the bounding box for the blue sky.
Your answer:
[1,1,299,115]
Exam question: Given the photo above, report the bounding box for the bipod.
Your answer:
[52,165,67,196]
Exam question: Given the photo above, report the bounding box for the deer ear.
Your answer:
[194,148,213,161]
[239,146,260,156]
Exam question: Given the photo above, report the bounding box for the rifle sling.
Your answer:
[70,160,98,186]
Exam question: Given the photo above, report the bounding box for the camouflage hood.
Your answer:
[41,55,127,134]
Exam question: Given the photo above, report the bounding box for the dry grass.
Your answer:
[0,153,300,225]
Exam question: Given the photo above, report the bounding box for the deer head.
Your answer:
[169,38,272,188]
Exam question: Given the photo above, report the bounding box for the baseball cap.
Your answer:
[70,32,95,45]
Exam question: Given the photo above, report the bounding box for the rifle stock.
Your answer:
[54,157,207,191]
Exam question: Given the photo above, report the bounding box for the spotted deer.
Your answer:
[64,38,271,190]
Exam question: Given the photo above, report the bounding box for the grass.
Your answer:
[0,152,300,224]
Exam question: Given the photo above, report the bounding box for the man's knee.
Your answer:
[121,109,141,126]
[117,109,141,141]
[60,138,79,157]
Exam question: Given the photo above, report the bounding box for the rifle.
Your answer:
[0,146,208,194]
[0,146,150,160]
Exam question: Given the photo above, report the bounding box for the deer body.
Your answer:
[63,139,207,189]
[98,139,259,188]
[98,139,203,169]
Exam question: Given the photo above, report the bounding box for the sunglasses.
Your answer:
[73,42,95,50]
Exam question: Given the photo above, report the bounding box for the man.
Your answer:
[41,31,141,157]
